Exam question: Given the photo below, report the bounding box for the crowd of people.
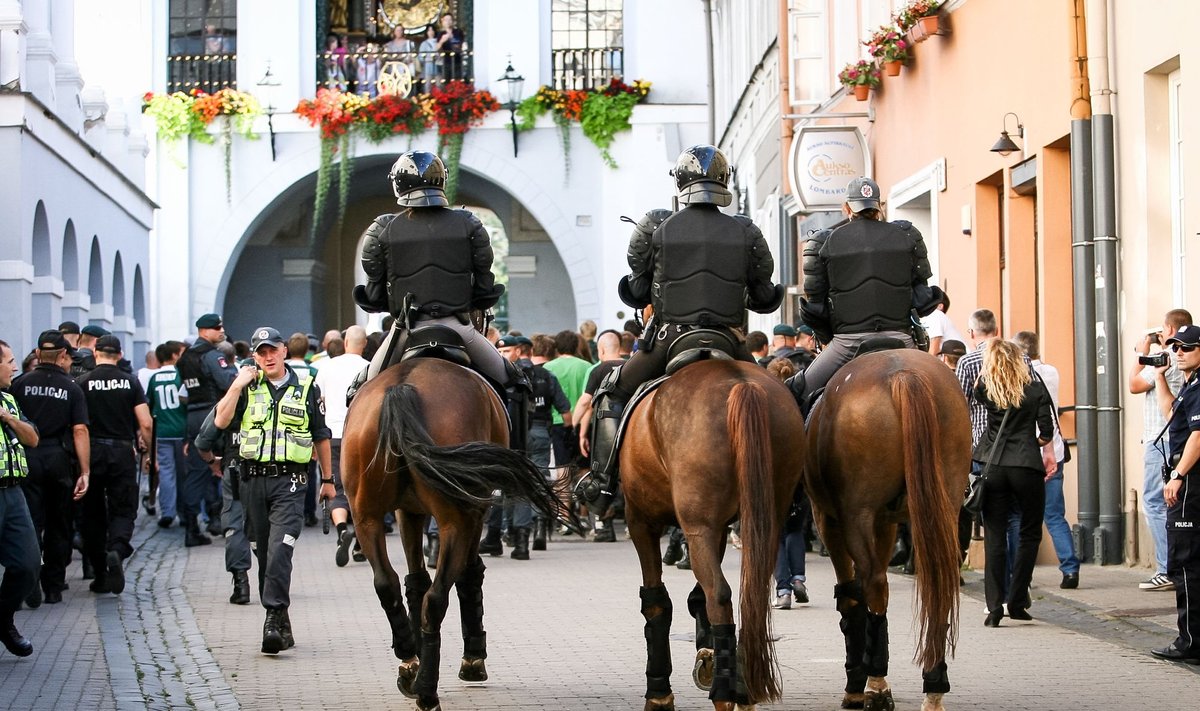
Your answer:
[321,12,467,96]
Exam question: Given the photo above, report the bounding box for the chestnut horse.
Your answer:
[341,358,568,711]
[805,349,970,711]
[620,359,805,711]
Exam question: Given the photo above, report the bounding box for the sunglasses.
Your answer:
[1171,343,1198,353]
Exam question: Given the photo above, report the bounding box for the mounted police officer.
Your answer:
[575,144,785,513]
[176,313,237,546]
[352,150,528,443]
[213,327,334,655]
[790,176,942,410]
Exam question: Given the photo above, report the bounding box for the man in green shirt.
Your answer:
[147,341,187,529]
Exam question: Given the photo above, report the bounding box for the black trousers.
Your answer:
[20,445,76,593]
[980,464,1044,613]
[82,442,138,581]
[242,473,306,609]
[613,324,753,401]
[182,409,221,530]
[1167,473,1200,654]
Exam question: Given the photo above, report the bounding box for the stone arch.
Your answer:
[112,252,127,317]
[32,201,52,276]
[133,266,147,327]
[88,236,104,304]
[62,221,79,291]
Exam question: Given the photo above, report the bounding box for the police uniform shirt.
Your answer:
[78,364,147,439]
[231,366,332,451]
[10,363,89,440]
[1168,373,1200,466]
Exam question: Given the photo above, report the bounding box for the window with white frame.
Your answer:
[789,0,828,106]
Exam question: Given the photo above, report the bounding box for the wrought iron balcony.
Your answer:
[167,53,237,94]
[551,48,624,91]
[318,50,475,96]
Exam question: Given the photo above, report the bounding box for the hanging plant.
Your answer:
[295,88,370,237]
[515,86,581,181]
[357,93,433,143]
[429,80,501,203]
[514,79,650,171]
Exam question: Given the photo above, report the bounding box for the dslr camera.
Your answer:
[1139,352,1170,368]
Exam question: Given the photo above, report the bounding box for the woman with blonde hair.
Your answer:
[973,339,1055,627]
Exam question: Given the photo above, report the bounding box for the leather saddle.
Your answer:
[663,328,738,376]
[396,325,471,368]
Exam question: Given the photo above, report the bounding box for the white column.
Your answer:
[0,1,27,90]
[22,0,56,107]
[0,260,34,356]
[51,0,82,129]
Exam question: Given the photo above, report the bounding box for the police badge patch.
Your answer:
[257,329,270,340]
[860,183,874,198]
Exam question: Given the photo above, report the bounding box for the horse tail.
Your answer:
[373,383,563,519]
[727,380,781,703]
[891,369,960,671]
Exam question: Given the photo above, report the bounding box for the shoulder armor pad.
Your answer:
[639,208,673,231]
[891,219,913,230]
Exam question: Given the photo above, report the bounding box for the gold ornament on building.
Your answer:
[377,61,415,97]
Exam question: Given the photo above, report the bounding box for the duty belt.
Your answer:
[91,437,133,448]
[243,462,308,478]
[0,477,23,489]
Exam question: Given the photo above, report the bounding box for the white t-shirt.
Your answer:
[1032,360,1065,462]
[137,366,160,394]
[315,353,369,439]
[922,309,965,343]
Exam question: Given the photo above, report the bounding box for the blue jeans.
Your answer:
[0,487,40,612]
[774,529,807,592]
[1143,440,1169,575]
[1005,461,1080,579]
[155,438,184,519]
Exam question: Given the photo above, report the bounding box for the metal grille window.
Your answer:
[168,0,238,93]
[551,0,623,91]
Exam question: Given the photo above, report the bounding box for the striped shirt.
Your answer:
[956,340,1034,446]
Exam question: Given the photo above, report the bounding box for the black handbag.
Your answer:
[963,409,1010,516]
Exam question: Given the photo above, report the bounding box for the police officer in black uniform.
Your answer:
[352,151,523,411]
[1151,324,1200,663]
[69,324,107,379]
[214,327,334,655]
[0,337,42,657]
[176,313,237,546]
[77,336,153,594]
[10,331,90,606]
[575,144,785,513]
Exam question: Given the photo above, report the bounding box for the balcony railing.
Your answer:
[167,53,237,94]
[551,48,624,91]
[318,50,475,96]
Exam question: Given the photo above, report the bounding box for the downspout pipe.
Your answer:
[1087,0,1123,564]
[778,0,796,287]
[703,0,715,145]
[1069,0,1100,560]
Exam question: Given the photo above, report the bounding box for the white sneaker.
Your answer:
[1139,573,1175,591]
[772,592,792,610]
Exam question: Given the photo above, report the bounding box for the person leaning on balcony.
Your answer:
[1130,309,1193,593]
[435,12,465,82]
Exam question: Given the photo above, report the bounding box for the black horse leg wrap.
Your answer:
[378,581,417,660]
[457,559,488,659]
[405,571,433,657]
[687,584,713,650]
[414,631,441,698]
[863,612,889,678]
[640,585,673,698]
[708,623,738,702]
[922,659,950,694]
[834,580,868,694]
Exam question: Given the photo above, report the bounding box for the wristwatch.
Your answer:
[1170,470,1186,481]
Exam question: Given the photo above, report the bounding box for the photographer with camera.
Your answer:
[1130,309,1192,592]
[1148,323,1200,663]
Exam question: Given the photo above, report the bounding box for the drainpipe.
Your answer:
[703,0,715,145]
[1068,0,1099,561]
[778,0,796,288]
[1087,0,1123,564]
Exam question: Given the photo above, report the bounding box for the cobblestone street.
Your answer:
[3,515,1198,710]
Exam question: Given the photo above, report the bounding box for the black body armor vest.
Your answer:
[526,363,556,423]
[382,210,475,318]
[822,220,915,333]
[652,209,749,326]
[176,340,220,407]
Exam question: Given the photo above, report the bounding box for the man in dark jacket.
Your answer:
[575,144,784,513]
[792,176,941,406]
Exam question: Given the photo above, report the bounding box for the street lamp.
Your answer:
[257,61,282,161]
[989,112,1024,157]
[497,59,524,157]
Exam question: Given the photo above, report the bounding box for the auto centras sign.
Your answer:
[788,126,870,212]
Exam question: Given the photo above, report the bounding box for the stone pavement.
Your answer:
[3,515,1199,710]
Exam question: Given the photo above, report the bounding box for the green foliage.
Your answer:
[579,92,640,169]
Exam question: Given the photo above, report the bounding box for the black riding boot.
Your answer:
[531,518,547,551]
[503,360,532,453]
[478,526,503,557]
[784,371,812,418]
[662,526,685,566]
[510,527,530,560]
[574,392,625,514]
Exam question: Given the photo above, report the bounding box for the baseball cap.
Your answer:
[57,321,80,335]
[196,313,223,329]
[81,324,110,338]
[95,335,123,354]
[937,339,967,357]
[1166,325,1200,347]
[773,324,797,337]
[496,335,521,348]
[845,176,881,213]
[37,329,75,353]
[250,326,286,351]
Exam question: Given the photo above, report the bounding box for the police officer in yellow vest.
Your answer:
[213,327,334,655]
[0,338,42,657]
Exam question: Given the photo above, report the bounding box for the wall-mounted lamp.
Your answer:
[256,62,282,161]
[497,58,525,158]
[989,112,1023,156]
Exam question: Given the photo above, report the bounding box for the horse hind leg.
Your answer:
[920,659,949,711]
[455,555,488,682]
[638,585,675,711]
[358,518,416,663]
[687,583,714,691]
[861,524,897,711]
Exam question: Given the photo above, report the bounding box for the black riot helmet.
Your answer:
[389,150,449,207]
[671,144,733,207]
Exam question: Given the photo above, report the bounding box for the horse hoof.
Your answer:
[458,657,488,682]
[643,693,676,711]
[417,699,441,711]
[397,660,420,699]
[692,648,714,690]
[920,692,945,711]
[864,689,895,711]
[841,692,866,709]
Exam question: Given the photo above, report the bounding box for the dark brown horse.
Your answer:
[804,349,971,711]
[620,359,805,711]
[341,357,567,711]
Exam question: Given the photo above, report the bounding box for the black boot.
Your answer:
[511,527,531,560]
[675,541,691,570]
[531,519,547,551]
[229,571,250,605]
[478,526,503,557]
[0,609,32,657]
[280,608,295,649]
[592,517,616,543]
[262,608,285,654]
[184,517,212,548]
[784,371,811,417]
[662,527,685,566]
[426,532,440,568]
[573,392,624,513]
